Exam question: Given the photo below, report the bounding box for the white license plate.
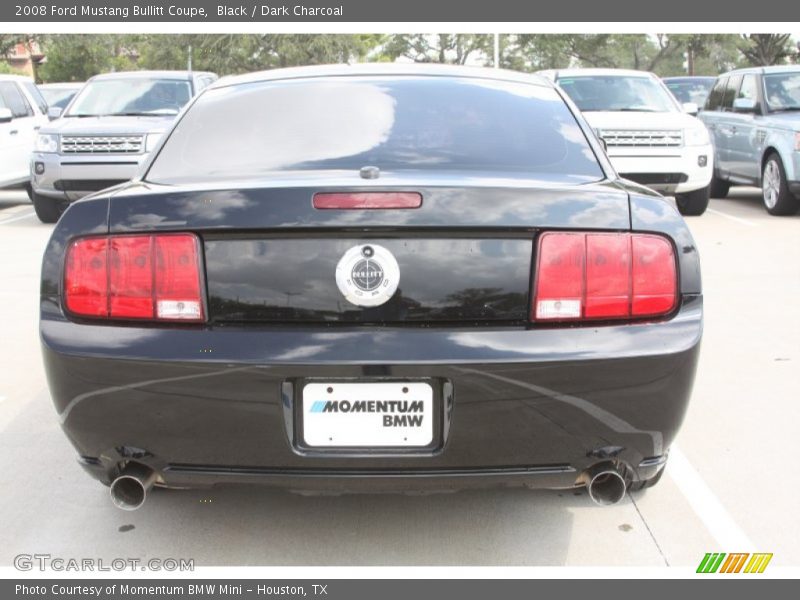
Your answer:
[302,382,434,448]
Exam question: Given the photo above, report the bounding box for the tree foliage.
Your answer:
[381,34,493,65]
[136,34,383,74]
[508,33,749,76]
[37,35,137,82]
[4,33,796,84]
[739,34,797,66]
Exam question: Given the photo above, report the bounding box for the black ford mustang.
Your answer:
[40,65,702,510]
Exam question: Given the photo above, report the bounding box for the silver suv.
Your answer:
[30,70,216,222]
[699,66,800,215]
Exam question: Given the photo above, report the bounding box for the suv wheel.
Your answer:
[32,193,65,224]
[709,176,730,199]
[675,185,710,216]
[762,154,799,216]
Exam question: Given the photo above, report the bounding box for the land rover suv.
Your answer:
[540,68,714,216]
[30,70,217,222]
[699,66,800,215]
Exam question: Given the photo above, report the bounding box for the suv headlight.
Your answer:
[684,125,710,147]
[145,133,163,153]
[35,133,58,153]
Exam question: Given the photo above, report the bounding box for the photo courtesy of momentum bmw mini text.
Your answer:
[0,0,799,596]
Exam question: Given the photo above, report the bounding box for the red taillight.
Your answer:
[110,236,153,319]
[65,237,108,318]
[65,233,204,322]
[313,192,422,209]
[532,232,676,322]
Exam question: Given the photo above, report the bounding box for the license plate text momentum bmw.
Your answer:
[302,383,434,448]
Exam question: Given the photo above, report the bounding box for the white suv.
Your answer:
[0,74,49,193]
[539,68,714,216]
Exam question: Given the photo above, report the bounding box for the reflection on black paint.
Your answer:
[205,239,533,324]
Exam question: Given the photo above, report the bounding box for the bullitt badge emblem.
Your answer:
[335,244,400,307]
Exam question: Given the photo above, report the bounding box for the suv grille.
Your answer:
[600,130,683,147]
[61,135,144,154]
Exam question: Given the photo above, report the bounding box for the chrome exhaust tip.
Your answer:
[109,463,157,511]
[586,464,628,506]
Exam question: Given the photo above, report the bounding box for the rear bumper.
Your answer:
[42,295,702,492]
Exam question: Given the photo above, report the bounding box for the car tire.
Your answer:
[761,153,800,216]
[32,192,65,224]
[675,185,710,216]
[709,176,730,199]
[629,464,666,492]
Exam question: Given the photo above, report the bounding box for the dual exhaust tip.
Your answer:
[109,463,157,511]
[109,461,630,510]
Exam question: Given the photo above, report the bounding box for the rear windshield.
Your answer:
[146,76,604,184]
[66,78,192,117]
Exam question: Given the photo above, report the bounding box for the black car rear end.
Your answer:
[40,65,702,508]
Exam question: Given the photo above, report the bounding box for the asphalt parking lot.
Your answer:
[0,188,797,568]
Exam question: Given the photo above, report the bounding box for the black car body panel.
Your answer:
[41,65,702,496]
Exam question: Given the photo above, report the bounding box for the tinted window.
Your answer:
[0,82,33,118]
[23,82,47,114]
[556,75,677,112]
[39,86,80,110]
[147,77,604,184]
[664,78,715,105]
[67,78,192,117]
[721,75,742,110]
[764,72,800,110]
[738,75,759,101]
[705,77,727,110]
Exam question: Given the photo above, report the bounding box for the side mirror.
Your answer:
[682,102,699,116]
[733,97,757,113]
[47,106,63,120]
[0,108,13,123]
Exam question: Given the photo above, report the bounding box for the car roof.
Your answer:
[719,65,800,77]
[208,63,555,91]
[38,82,84,88]
[0,74,34,82]
[88,70,215,82]
[662,76,716,81]
[544,68,658,79]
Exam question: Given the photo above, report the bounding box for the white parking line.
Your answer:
[0,210,36,226]
[667,445,755,551]
[707,208,758,228]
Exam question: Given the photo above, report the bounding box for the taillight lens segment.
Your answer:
[65,233,204,322]
[533,232,677,322]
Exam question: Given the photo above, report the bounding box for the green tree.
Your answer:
[739,34,797,66]
[509,34,672,71]
[38,35,138,82]
[382,34,493,65]
[137,34,384,75]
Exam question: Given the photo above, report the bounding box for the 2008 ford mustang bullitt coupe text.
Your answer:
[40,64,702,510]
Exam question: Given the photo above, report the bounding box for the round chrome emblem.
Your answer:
[335,244,400,307]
